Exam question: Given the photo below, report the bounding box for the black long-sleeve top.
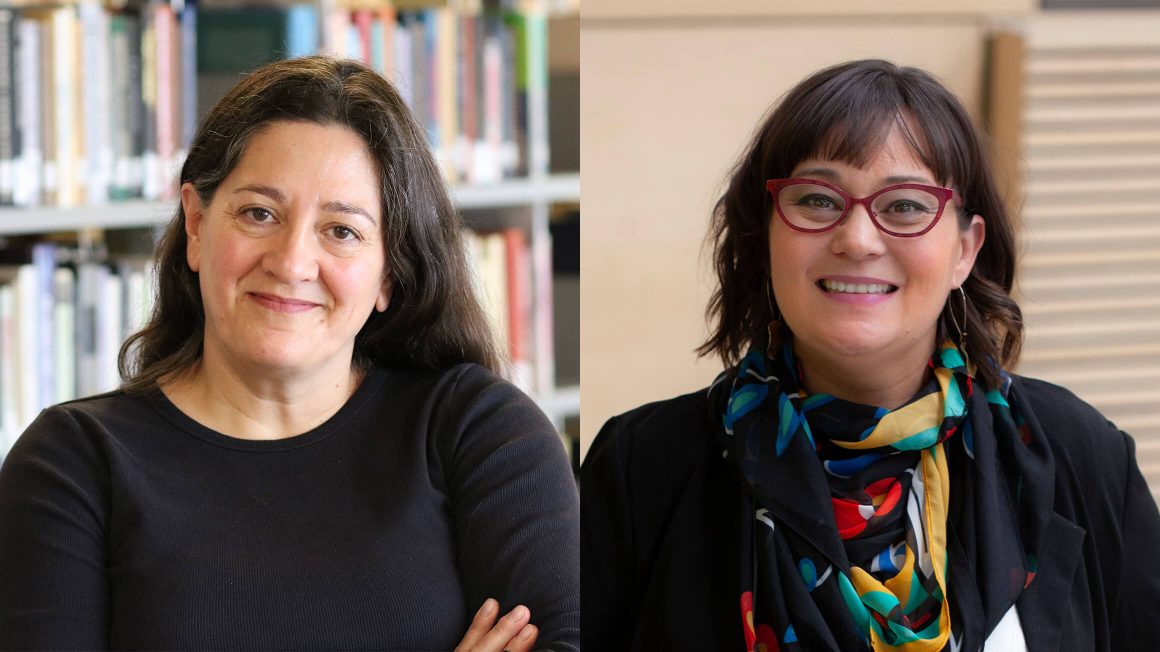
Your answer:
[0,363,580,651]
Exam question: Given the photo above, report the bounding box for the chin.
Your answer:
[797,328,900,361]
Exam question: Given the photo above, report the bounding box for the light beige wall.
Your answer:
[580,17,1002,460]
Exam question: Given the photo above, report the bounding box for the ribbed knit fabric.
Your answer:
[0,363,579,651]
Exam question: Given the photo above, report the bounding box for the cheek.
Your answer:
[899,244,959,297]
[768,233,813,290]
[329,258,385,308]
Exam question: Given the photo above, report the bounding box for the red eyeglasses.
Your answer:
[765,178,960,237]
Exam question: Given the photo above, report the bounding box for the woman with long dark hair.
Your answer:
[0,56,578,652]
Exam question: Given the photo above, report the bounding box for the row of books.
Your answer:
[0,227,542,453]
[0,2,193,208]
[200,0,549,185]
[0,0,550,209]
[468,227,536,392]
[0,244,153,451]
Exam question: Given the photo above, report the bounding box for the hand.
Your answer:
[454,598,539,652]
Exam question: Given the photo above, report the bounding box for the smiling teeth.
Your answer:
[821,280,895,294]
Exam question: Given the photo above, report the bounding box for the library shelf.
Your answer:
[0,173,580,236]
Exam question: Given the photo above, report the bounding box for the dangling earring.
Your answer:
[948,286,971,368]
[766,278,781,357]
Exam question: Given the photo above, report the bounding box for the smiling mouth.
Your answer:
[817,279,899,295]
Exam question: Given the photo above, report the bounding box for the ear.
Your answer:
[181,182,205,273]
[375,273,392,312]
[953,214,986,287]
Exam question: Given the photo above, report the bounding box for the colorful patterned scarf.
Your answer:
[710,340,1053,651]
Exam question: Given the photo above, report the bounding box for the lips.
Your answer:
[249,292,322,313]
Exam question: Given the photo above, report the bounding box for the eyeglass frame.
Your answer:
[765,177,962,238]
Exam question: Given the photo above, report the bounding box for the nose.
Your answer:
[262,222,320,283]
[829,201,887,259]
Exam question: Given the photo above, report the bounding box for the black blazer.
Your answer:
[581,376,1160,651]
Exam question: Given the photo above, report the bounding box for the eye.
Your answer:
[798,194,837,209]
[329,225,362,241]
[242,207,276,223]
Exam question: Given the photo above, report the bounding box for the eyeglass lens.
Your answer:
[777,182,942,235]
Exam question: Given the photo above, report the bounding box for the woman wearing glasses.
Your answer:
[582,59,1160,651]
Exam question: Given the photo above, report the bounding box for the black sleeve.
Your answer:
[0,407,109,650]
[579,416,635,651]
[1110,432,1160,647]
[436,366,580,652]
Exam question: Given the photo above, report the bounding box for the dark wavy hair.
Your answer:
[119,56,501,391]
[697,59,1022,390]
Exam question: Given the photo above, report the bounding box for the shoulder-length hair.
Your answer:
[698,59,1022,390]
[119,56,501,391]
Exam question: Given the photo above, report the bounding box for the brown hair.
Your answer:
[697,59,1022,389]
[119,56,502,391]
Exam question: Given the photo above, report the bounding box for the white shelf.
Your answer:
[536,383,580,421]
[0,174,582,236]
[453,173,579,209]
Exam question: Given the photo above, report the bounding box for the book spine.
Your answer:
[376,6,395,77]
[504,228,532,391]
[180,0,197,150]
[39,14,56,205]
[285,4,318,59]
[32,242,55,409]
[52,266,75,403]
[110,13,129,199]
[75,262,100,398]
[531,219,554,396]
[0,284,15,451]
[140,7,158,200]
[459,12,476,184]
[412,12,432,147]
[153,3,176,200]
[479,15,502,184]
[125,11,144,198]
[97,270,123,393]
[0,9,15,206]
[79,2,108,204]
[353,9,373,66]
[522,5,547,177]
[14,264,39,429]
[15,17,41,207]
[51,7,77,206]
[435,6,457,180]
[393,15,412,107]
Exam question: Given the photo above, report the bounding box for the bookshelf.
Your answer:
[0,0,580,456]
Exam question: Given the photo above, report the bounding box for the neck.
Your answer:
[792,338,935,410]
[161,348,363,440]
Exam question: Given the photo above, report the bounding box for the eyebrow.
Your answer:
[794,167,935,186]
[323,200,378,227]
[234,184,378,226]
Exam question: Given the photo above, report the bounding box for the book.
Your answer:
[74,261,106,398]
[503,228,531,391]
[14,15,42,207]
[0,9,15,206]
[52,266,76,404]
[51,7,78,207]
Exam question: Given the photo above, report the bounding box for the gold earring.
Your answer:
[948,286,971,369]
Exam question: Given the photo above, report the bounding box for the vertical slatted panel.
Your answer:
[1004,13,1160,502]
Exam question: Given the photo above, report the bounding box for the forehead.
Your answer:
[793,127,936,182]
[232,122,379,183]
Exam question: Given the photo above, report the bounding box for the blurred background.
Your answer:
[580,0,1160,503]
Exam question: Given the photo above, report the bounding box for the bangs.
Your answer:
[765,66,969,191]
